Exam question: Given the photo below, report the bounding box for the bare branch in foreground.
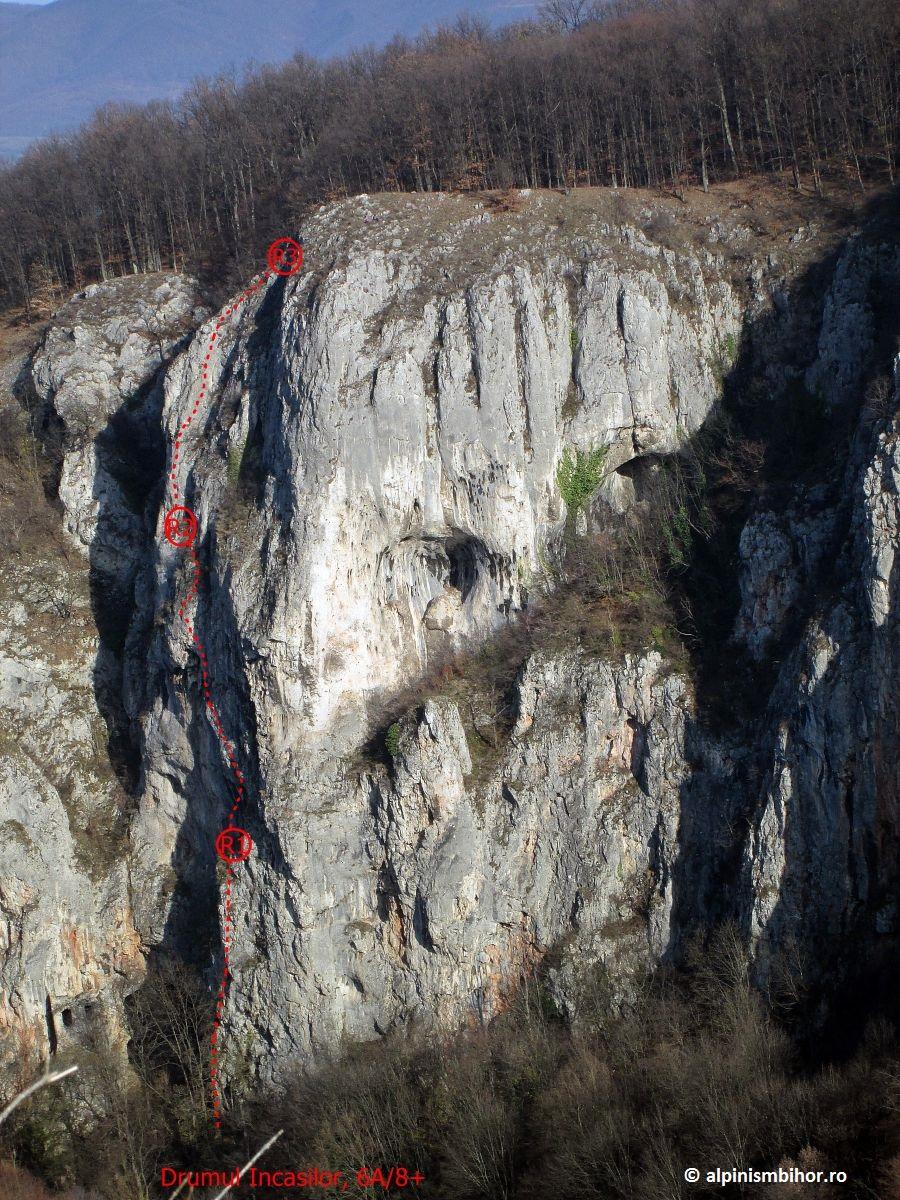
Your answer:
[0,1064,79,1127]
[166,1129,284,1200]
[209,1130,284,1200]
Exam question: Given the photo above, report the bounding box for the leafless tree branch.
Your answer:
[165,1129,283,1200]
[0,1064,79,1127]
[209,1129,284,1200]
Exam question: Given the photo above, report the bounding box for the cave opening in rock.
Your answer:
[446,535,481,602]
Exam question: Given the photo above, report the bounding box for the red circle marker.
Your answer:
[164,505,198,548]
[215,826,253,864]
[266,237,303,276]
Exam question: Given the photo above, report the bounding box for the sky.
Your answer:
[0,0,539,158]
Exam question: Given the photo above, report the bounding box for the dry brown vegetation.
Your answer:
[3,930,898,1198]
[0,1161,99,1200]
[0,310,63,538]
[359,421,750,772]
[0,410,92,675]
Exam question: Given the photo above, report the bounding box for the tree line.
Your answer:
[0,0,897,312]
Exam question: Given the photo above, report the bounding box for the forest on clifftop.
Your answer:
[0,0,896,313]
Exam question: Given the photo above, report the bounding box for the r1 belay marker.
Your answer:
[216,826,254,864]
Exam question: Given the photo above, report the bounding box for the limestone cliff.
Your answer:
[0,189,896,1092]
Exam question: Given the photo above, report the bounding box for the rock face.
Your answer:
[1,191,897,1092]
[147,196,740,756]
[746,389,900,981]
[31,274,202,553]
[0,275,201,1074]
[218,651,695,1071]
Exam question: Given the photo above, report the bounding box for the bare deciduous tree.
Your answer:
[0,0,895,311]
[538,0,603,30]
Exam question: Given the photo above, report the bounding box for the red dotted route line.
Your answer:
[169,270,272,502]
[165,265,272,1130]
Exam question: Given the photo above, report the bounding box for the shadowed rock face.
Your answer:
[0,274,204,1074]
[744,400,900,981]
[1,191,897,1088]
